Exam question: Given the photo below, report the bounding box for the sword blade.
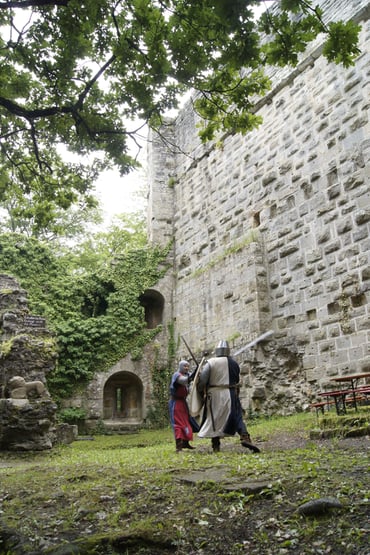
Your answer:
[181,335,199,366]
[232,330,274,356]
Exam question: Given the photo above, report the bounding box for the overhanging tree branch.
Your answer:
[0,0,362,239]
[76,55,116,110]
[0,96,72,118]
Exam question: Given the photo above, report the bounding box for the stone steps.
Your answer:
[99,420,141,434]
[309,408,370,439]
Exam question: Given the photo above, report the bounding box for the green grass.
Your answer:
[0,413,369,555]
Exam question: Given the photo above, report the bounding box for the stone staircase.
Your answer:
[100,419,141,434]
[309,407,370,439]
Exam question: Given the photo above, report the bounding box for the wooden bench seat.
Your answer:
[315,386,370,415]
[310,400,335,415]
[346,394,368,405]
[354,385,370,393]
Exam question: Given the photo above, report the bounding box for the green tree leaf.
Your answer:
[0,0,361,216]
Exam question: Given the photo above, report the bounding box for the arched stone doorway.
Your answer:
[103,371,143,422]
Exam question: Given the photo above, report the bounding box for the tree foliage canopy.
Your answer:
[0,0,361,215]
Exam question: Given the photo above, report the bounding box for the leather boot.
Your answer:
[212,437,221,453]
[176,438,183,452]
[240,433,260,453]
[182,440,195,450]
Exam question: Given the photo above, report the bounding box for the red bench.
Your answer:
[317,386,370,415]
[310,400,336,415]
[317,389,354,415]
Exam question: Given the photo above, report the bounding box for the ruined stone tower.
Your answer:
[0,275,59,450]
[147,0,370,415]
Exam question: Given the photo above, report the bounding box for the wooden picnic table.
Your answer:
[317,389,350,415]
[330,372,370,411]
[315,372,370,415]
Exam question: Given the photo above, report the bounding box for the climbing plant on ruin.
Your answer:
[0,221,170,400]
[0,0,361,222]
[146,320,177,428]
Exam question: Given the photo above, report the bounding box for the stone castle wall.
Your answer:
[147,0,370,414]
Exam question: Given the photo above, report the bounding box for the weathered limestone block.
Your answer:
[0,281,28,312]
[251,387,267,400]
[354,209,370,225]
[0,334,57,382]
[54,423,78,445]
[0,398,57,451]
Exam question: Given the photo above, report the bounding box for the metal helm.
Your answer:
[215,340,230,357]
[178,360,190,374]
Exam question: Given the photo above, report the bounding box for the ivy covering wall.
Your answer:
[0,231,171,402]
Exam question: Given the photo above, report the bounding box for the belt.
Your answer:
[208,382,240,389]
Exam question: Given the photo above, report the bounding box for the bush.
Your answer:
[58,406,87,425]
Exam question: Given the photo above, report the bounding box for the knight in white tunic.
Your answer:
[197,340,260,453]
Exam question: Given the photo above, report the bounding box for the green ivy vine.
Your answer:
[0,232,171,402]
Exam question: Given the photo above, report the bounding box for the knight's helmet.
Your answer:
[215,340,230,357]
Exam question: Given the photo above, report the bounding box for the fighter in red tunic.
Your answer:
[169,360,196,452]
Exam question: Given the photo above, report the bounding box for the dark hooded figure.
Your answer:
[197,340,260,453]
[169,360,196,452]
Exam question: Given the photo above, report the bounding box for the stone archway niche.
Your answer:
[139,289,164,329]
[103,371,142,422]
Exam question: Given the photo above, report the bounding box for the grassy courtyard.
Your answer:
[0,412,369,554]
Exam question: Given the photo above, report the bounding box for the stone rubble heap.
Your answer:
[0,274,75,451]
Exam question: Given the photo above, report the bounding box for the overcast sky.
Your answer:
[94,146,147,228]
